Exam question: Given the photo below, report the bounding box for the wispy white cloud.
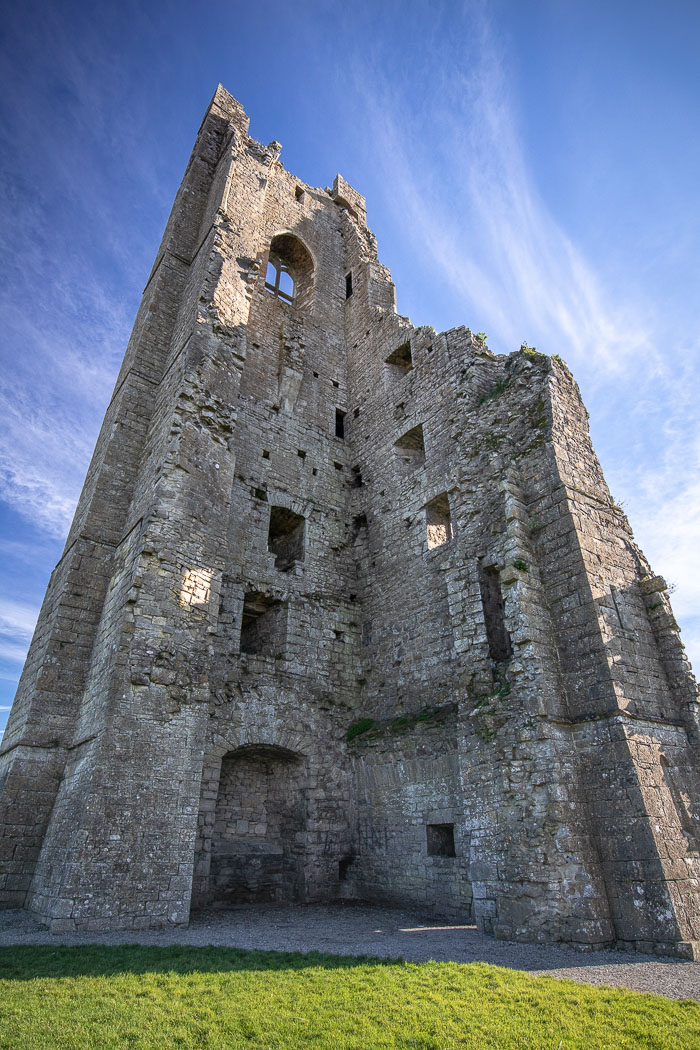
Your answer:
[0,641,30,665]
[345,4,699,670]
[0,4,170,539]
[0,600,36,673]
[0,600,38,642]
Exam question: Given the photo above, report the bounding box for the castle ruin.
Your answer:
[1,87,699,955]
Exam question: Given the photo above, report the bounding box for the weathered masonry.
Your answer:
[2,86,699,955]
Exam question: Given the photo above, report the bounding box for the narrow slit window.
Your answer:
[394,424,425,473]
[338,856,353,880]
[426,823,455,857]
[425,493,453,549]
[335,408,346,439]
[385,341,413,375]
[345,272,353,298]
[268,506,305,571]
[240,592,287,655]
[478,562,512,661]
[265,252,294,303]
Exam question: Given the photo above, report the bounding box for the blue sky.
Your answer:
[1,0,699,736]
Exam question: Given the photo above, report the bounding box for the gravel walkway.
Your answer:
[2,903,699,1002]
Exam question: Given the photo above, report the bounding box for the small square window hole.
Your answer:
[393,424,425,473]
[425,493,453,549]
[426,823,455,857]
[268,506,305,571]
[240,592,286,656]
[385,341,413,375]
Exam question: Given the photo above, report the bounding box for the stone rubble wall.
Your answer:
[2,87,699,954]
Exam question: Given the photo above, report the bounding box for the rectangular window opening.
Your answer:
[338,856,354,881]
[240,591,287,656]
[345,272,353,298]
[394,424,426,473]
[425,493,453,550]
[268,506,305,571]
[295,185,304,200]
[426,823,455,857]
[385,341,413,375]
[478,562,512,661]
[335,408,346,439]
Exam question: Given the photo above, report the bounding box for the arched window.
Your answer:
[265,253,295,303]
[262,233,314,308]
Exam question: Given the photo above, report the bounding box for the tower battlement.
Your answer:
[1,87,699,955]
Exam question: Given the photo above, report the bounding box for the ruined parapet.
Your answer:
[1,88,698,955]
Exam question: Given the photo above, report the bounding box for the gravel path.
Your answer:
[2,903,699,1002]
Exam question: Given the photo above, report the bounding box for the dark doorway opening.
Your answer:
[207,745,307,907]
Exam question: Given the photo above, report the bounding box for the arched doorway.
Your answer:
[205,744,308,907]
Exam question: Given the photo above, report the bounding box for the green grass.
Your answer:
[1,945,698,1049]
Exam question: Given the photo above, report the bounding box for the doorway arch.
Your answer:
[196,743,308,908]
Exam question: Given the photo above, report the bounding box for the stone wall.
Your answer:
[2,86,698,954]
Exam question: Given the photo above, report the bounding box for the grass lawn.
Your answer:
[1,945,698,1049]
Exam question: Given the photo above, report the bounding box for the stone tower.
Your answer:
[2,86,699,954]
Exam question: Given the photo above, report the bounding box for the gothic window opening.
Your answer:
[263,233,314,308]
[426,823,455,857]
[240,592,287,655]
[268,507,305,570]
[425,493,453,549]
[478,562,512,662]
[394,424,426,473]
[265,253,294,303]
